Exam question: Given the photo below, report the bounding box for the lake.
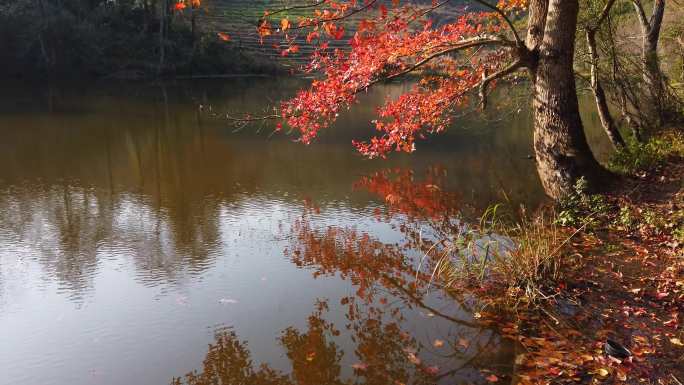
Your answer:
[0,78,613,385]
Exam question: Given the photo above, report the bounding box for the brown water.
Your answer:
[0,79,613,385]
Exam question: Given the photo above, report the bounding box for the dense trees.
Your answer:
[0,0,274,78]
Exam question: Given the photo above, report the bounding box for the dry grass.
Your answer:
[431,206,582,307]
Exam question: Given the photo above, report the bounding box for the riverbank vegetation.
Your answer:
[439,132,684,383]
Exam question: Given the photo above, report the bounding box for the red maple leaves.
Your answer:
[250,0,522,158]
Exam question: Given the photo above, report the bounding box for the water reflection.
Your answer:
[172,297,509,385]
[0,80,551,296]
[0,80,608,385]
[172,166,513,385]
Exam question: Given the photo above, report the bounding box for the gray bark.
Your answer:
[529,0,610,199]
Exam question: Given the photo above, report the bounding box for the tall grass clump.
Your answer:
[431,205,579,307]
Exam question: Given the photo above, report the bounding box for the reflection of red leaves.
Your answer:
[424,365,439,375]
[406,351,421,365]
[217,32,231,41]
[173,1,186,11]
[485,374,499,382]
[355,167,459,219]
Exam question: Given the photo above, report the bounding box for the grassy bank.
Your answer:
[436,129,684,384]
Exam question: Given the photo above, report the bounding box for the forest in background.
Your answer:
[0,0,292,79]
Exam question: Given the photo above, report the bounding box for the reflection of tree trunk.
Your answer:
[585,0,625,149]
[36,0,54,74]
[105,127,115,199]
[382,274,479,329]
[530,0,610,199]
[158,0,167,75]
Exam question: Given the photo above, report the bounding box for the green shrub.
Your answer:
[555,177,610,229]
[608,132,684,175]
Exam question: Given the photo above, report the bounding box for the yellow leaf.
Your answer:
[670,338,684,346]
[596,368,609,377]
[281,18,290,31]
[616,369,627,381]
[580,354,594,362]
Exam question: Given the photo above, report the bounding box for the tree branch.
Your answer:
[588,0,617,31]
[223,36,518,126]
[470,0,523,46]
[631,0,650,32]
[289,0,381,30]
[478,59,524,109]
[649,0,665,28]
[264,0,327,18]
[375,36,517,85]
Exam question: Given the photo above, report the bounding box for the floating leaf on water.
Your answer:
[433,339,444,348]
[219,298,238,305]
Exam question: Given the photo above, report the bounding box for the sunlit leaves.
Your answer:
[255,1,514,157]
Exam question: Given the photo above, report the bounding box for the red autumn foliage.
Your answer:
[249,1,527,158]
[173,1,187,11]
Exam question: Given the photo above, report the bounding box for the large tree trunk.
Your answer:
[530,0,609,199]
[524,0,547,81]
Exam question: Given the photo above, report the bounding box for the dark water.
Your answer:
[0,79,612,385]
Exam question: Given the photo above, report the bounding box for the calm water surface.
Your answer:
[0,79,612,385]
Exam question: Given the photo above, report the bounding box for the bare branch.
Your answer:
[264,0,327,18]
[375,36,517,85]
[478,60,524,109]
[221,35,518,127]
[288,0,381,30]
[631,0,650,32]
